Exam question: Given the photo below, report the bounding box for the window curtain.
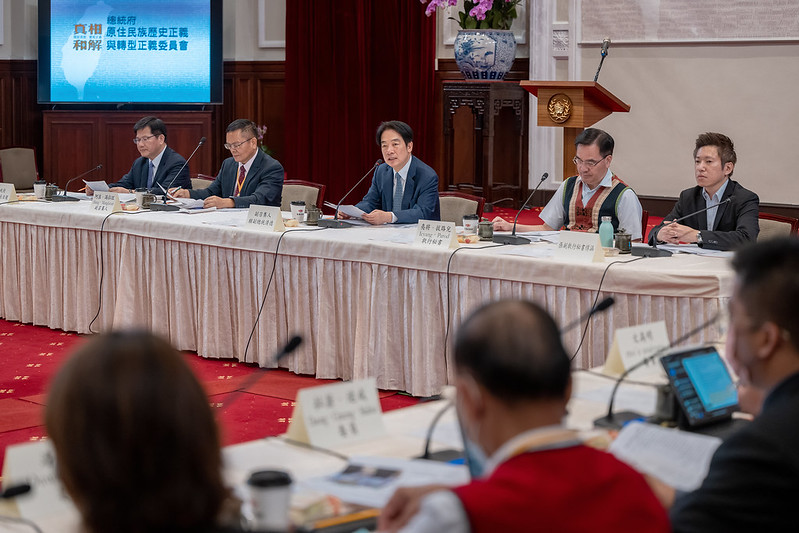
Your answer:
[285,0,437,205]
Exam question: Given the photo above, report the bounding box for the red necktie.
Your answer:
[234,165,246,197]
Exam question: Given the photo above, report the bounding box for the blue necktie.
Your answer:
[392,173,403,211]
[147,160,155,188]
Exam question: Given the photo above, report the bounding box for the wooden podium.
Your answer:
[521,81,629,178]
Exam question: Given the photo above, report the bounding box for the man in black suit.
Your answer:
[173,119,283,209]
[649,132,758,250]
[90,116,192,195]
[645,237,799,532]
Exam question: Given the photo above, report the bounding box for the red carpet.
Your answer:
[0,320,419,476]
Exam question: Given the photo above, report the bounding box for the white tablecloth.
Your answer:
[0,200,733,396]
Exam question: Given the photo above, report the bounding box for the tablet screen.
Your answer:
[661,346,739,427]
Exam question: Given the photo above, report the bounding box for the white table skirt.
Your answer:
[0,201,733,396]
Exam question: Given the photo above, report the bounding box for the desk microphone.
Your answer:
[0,482,31,499]
[561,296,615,334]
[493,172,548,245]
[634,196,733,257]
[149,136,206,212]
[593,37,611,82]
[593,313,720,429]
[222,335,303,412]
[318,159,382,229]
[51,164,103,202]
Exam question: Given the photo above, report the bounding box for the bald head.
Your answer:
[454,300,571,404]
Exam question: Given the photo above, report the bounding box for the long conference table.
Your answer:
[0,198,733,396]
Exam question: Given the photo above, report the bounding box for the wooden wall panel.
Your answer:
[42,111,213,188]
[0,60,44,173]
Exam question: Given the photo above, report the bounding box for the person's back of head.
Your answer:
[45,331,228,533]
[454,300,571,405]
[731,236,799,357]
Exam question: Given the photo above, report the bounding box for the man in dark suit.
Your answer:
[89,116,192,195]
[644,237,799,532]
[649,132,759,250]
[173,119,283,209]
[352,120,440,224]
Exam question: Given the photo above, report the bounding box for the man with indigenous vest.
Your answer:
[493,128,643,241]
[378,300,670,533]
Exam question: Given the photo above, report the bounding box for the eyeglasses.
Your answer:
[573,155,608,168]
[224,138,255,151]
[133,134,158,144]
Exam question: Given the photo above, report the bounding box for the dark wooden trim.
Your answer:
[0,60,43,173]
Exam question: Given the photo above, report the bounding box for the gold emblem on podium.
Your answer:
[547,94,572,124]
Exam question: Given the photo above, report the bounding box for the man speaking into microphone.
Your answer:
[87,116,192,195]
[346,120,440,225]
[649,132,759,250]
[172,119,284,209]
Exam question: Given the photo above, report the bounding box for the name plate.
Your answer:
[246,205,284,231]
[91,191,122,213]
[604,321,670,377]
[2,440,76,520]
[414,220,457,249]
[287,378,386,448]
[0,183,18,203]
[553,231,604,263]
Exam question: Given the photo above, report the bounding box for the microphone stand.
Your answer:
[593,38,610,83]
[149,138,206,212]
[633,197,732,257]
[51,164,103,202]
[318,160,382,229]
[493,172,548,245]
[561,296,615,333]
[593,314,720,429]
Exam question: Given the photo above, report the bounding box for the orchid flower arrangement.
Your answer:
[421,0,521,31]
[255,124,274,156]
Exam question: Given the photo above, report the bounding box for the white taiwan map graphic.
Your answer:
[60,1,112,100]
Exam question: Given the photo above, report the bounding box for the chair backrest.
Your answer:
[191,174,215,190]
[281,179,326,211]
[758,212,799,241]
[0,147,38,191]
[641,209,650,241]
[439,191,486,225]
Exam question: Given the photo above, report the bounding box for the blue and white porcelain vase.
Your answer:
[454,29,517,80]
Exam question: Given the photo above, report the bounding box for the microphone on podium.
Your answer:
[150,136,206,212]
[51,164,103,202]
[593,37,611,82]
[634,196,734,257]
[493,172,548,245]
[318,159,383,229]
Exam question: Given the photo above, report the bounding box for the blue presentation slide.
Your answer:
[683,352,738,412]
[49,0,211,102]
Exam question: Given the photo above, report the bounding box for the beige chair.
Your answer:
[191,174,215,190]
[758,212,799,241]
[281,179,326,211]
[439,191,486,225]
[0,146,38,192]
